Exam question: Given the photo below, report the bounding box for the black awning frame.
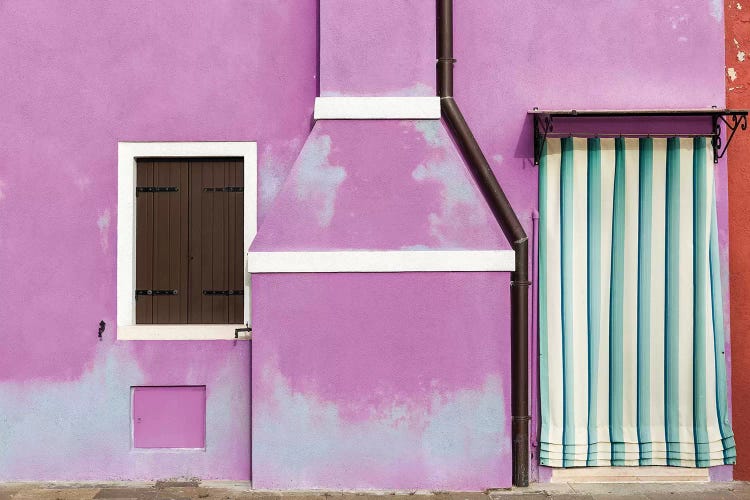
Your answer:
[530,108,748,165]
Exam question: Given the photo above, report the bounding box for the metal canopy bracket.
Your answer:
[533,113,553,167]
[712,113,748,163]
[530,108,748,166]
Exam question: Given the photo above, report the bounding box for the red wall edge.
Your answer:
[727,0,750,481]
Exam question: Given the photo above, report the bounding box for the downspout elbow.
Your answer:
[440,97,528,246]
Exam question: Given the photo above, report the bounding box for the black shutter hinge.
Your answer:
[136,186,179,196]
[203,187,243,192]
[202,290,244,296]
[135,289,178,298]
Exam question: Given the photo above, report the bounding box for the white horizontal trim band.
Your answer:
[117,325,250,341]
[118,141,256,158]
[247,250,515,273]
[314,97,441,120]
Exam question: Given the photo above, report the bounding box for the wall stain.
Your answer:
[294,134,346,227]
[254,358,507,490]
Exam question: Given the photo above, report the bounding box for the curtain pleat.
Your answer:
[539,136,735,467]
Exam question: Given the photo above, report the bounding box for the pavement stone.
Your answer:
[544,496,594,500]
[0,482,748,499]
[93,488,156,499]
[12,488,101,499]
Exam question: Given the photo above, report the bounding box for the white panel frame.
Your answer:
[314,97,441,120]
[247,250,515,273]
[117,142,257,341]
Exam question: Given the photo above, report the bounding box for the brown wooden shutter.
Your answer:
[188,159,244,324]
[136,158,243,325]
[135,159,189,324]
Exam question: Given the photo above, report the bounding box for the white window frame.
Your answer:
[117,142,257,340]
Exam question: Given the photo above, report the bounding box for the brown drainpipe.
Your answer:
[437,0,530,487]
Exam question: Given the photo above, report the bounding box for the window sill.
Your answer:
[117,324,250,341]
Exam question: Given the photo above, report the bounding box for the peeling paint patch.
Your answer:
[260,138,302,215]
[0,347,250,481]
[0,348,144,479]
[710,0,723,21]
[97,209,110,252]
[413,121,442,147]
[493,154,504,165]
[294,135,346,227]
[738,2,743,10]
[729,67,738,82]
[739,51,746,62]
[412,160,484,246]
[260,145,285,209]
[254,358,507,490]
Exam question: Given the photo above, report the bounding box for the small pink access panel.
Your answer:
[132,386,206,449]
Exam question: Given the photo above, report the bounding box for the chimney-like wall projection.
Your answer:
[249,0,516,490]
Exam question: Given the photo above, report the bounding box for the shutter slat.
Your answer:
[136,161,154,324]
[231,159,244,323]
[154,161,171,324]
[188,160,204,323]
[212,161,228,323]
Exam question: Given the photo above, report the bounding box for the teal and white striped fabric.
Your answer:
[539,137,735,467]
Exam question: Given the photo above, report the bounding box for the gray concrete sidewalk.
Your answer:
[0,481,748,500]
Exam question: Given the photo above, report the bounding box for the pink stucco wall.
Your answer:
[251,272,511,490]
[319,0,435,97]
[0,0,730,487]
[0,0,316,480]
[251,119,506,251]
[253,0,730,488]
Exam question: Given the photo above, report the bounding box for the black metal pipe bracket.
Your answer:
[234,326,252,339]
[531,108,748,166]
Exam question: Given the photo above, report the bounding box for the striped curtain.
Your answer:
[539,137,735,467]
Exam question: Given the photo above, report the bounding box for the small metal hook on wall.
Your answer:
[98,320,106,340]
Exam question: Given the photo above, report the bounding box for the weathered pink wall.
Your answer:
[251,272,511,490]
[251,119,505,251]
[451,0,729,482]
[253,0,730,488]
[0,0,730,487]
[320,0,435,97]
[0,0,316,480]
